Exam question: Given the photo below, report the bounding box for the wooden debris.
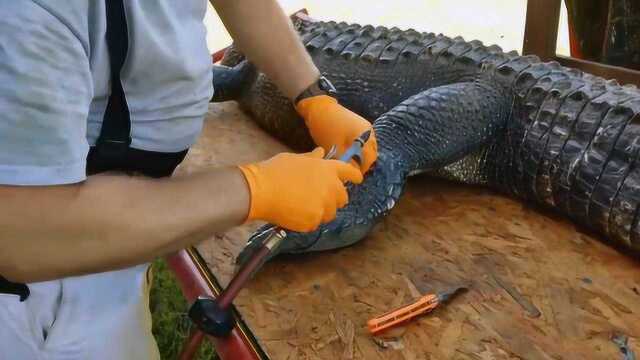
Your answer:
[404,276,423,299]
[251,298,267,328]
[611,332,637,360]
[372,337,404,350]
[342,320,355,359]
[186,103,640,360]
[477,256,541,318]
[312,334,340,352]
[437,318,464,359]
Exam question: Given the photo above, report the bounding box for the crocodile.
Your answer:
[210,16,640,261]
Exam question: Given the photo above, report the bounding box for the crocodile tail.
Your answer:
[504,59,640,252]
[374,78,513,174]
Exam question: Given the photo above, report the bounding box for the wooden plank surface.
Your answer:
[555,55,640,87]
[176,102,640,359]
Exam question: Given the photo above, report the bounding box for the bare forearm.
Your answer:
[0,167,249,283]
[211,0,319,100]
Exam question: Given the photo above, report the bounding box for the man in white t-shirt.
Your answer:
[0,1,377,359]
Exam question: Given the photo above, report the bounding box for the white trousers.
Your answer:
[0,264,159,360]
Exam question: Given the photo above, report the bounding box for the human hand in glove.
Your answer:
[237,147,363,232]
[296,95,378,174]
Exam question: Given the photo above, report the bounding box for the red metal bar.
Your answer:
[217,245,270,309]
[211,47,229,64]
[178,329,205,360]
[166,249,264,360]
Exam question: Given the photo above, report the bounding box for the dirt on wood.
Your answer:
[175,102,640,360]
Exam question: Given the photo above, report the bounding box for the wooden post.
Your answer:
[522,0,562,61]
[522,0,640,86]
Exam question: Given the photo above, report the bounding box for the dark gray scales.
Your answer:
[210,18,640,260]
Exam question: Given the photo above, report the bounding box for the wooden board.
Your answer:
[176,102,640,360]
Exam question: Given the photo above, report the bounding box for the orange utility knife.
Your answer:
[367,286,466,335]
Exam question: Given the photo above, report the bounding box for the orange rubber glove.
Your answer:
[237,147,363,232]
[296,95,378,174]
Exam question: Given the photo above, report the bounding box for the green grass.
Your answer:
[149,259,218,360]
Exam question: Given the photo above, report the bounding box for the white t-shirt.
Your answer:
[0,0,213,186]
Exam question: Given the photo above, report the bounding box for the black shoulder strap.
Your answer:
[86,0,189,178]
[0,0,191,299]
[0,275,29,302]
[96,0,132,160]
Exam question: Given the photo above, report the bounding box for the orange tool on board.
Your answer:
[367,286,466,335]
